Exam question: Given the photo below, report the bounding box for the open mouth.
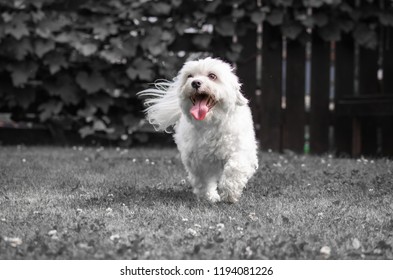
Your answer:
[189,93,217,121]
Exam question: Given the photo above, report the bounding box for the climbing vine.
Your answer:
[0,0,391,142]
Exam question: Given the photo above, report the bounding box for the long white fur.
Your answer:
[137,57,258,203]
[137,81,181,132]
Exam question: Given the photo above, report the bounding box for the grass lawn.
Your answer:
[0,146,392,260]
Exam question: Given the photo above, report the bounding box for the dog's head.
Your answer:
[174,57,248,123]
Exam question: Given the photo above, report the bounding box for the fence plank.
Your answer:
[260,23,283,151]
[383,28,393,94]
[334,36,354,156]
[310,35,330,154]
[237,27,259,130]
[382,26,393,156]
[361,118,378,155]
[358,46,379,154]
[380,117,393,156]
[359,47,379,95]
[283,39,305,153]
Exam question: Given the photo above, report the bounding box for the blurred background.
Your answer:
[0,0,392,157]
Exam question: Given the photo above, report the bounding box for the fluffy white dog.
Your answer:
[138,57,258,203]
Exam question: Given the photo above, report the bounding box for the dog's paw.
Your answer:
[220,194,238,204]
[219,189,240,204]
[206,190,221,203]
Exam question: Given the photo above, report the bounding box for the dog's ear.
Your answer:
[231,69,248,106]
[236,90,248,106]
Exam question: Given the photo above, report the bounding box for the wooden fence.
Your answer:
[1,2,392,157]
[236,23,393,157]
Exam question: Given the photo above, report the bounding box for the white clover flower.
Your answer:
[352,238,361,250]
[216,223,225,231]
[320,246,331,257]
[48,230,57,236]
[186,228,198,237]
[4,237,22,247]
[245,246,253,258]
[248,212,259,221]
[110,234,120,241]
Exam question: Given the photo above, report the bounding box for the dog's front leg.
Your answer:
[218,157,256,203]
[188,173,221,203]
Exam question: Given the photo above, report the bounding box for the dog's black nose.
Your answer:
[191,80,202,89]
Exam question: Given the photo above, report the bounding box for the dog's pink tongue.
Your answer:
[190,96,209,121]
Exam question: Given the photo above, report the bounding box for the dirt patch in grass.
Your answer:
[0,146,392,259]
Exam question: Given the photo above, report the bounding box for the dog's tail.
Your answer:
[137,81,181,132]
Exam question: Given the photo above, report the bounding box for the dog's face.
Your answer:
[175,57,248,123]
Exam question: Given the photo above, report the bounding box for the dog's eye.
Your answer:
[208,73,217,80]
[187,74,193,78]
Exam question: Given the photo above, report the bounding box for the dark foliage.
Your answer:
[0,0,391,141]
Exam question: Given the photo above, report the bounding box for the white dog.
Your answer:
[138,57,258,203]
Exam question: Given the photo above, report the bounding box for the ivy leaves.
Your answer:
[0,0,391,141]
[126,58,154,81]
[250,1,392,48]
[2,12,30,39]
[76,72,107,94]
[0,0,155,139]
[6,61,38,86]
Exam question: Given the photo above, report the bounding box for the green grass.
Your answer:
[0,146,392,259]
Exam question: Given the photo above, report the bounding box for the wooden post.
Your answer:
[352,117,362,157]
[383,27,393,95]
[283,39,306,153]
[236,27,258,130]
[335,35,354,156]
[310,34,330,154]
[382,26,393,156]
[356,31,380,155]
[260,23,283,152]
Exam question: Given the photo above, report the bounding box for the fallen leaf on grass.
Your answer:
[110,234,120,241]
[320,246,331,258]
[78,243,92,250]
[4,237,23,247]
[244,246,253,258]
[48,230,59,240]
[48,230,57,236]
[106,207,113,216]
[186,228,198,238]
[248,212,259,221]
[352,238,361,250]
[216,223,225,231]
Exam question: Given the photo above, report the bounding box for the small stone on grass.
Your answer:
[320,246,331,258]
[4,237,23,247]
